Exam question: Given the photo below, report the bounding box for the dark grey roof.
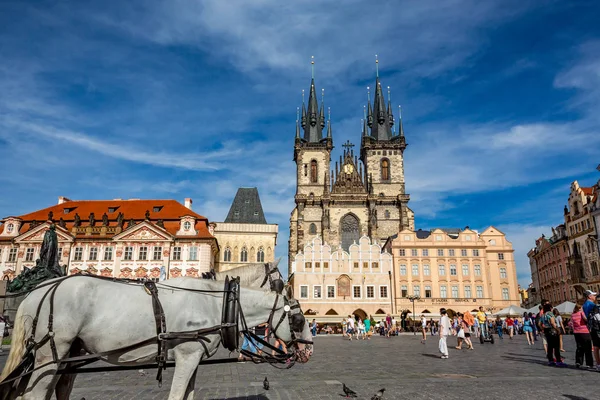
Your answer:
[224,188,267,224]
[301,79,325,143]
[367,77,394,141]
[416,229,431,239]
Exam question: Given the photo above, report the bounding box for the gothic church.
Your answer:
[288,66,415,271]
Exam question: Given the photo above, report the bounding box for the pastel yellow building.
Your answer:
[383,227,519,315]
[290,236,394,323]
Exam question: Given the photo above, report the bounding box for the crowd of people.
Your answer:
[305,290,600,371]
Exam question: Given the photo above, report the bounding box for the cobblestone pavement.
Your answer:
[1,333,598,399]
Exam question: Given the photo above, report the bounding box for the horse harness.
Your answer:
[260,262,285,294]
[0,273,311,394]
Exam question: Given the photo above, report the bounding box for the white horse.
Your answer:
[213,260,284,292]
[0,276,312,400]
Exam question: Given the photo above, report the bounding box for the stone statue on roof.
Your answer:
[145,210,151,220]
[102,213,109,226]
[74,213,81,227]
[48,211,53,222]
[8,223,66,293]
[59,217,66,229]
[116,212,124,227]
[89,212,95,227]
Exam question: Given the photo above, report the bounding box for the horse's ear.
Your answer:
[284,283,294,299]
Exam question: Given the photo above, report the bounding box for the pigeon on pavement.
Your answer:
[263,376,269,390]
[342,383,357,398]
[371,388,386,400]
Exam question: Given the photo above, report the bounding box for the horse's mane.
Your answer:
[215,259,282,281]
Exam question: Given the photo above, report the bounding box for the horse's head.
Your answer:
[270,289,313,364]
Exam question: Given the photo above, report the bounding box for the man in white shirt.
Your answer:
[439,308,451,359]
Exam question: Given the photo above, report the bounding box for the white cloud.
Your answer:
[496,223,553,287]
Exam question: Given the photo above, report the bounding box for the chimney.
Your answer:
[184,198,193,210]
[58,196,71,205]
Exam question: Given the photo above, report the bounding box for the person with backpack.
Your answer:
[541,303,567,367]
[584,299,600,370]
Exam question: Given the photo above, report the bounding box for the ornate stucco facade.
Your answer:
[213,188,278,272]
[528,225,573,304]
[384,227,520,314]
[564,181,599,294]
[290,236,394,322]
[0,197,218,281]
[288,69,414,275]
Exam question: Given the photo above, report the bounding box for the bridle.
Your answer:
[259,262,285,294]
[226,277,313,368]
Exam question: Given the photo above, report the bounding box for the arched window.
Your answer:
[381,158,390,181]
[340,214,359,252]
[257,247,265,262]
[240,247,248,262]
[223,247,232,262]
[310,160,318,183]
[309,223,317,235]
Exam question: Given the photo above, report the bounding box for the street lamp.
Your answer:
[407,295,421,335]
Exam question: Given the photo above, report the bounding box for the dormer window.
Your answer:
[254,211,259,216]
[244,200,250,204]
[153,206,163,213]
[183,221,191,231]
[6,223,14,234]
[234,211,240,217]
[63,208,73,214]
[108,207,118,213]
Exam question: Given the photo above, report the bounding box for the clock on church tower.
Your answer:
[343,163,354,175]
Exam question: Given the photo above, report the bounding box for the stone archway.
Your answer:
[352,309,368,321]
[375,308,386,315]
[325,309,339,315]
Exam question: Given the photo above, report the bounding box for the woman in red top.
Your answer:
[571,303,594,368]
[506,317,515,339]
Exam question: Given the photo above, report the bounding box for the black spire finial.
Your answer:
[367,87,373,127]
[387,86,394,128]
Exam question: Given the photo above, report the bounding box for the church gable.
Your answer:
[332,142,366,195]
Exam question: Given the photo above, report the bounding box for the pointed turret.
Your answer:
[398,105,405,138]
[387,86,394,127]
[295,107,301,139]
[327,107,332,138]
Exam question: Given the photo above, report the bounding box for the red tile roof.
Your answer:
[582,187,594,196]
[0,199,214,240]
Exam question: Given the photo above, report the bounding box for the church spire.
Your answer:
[365,57,393,141]
[301,57,324,142]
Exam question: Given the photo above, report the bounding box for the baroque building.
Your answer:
[564,181,599,294]
[0,197,217,281]
[384,227,519,314]
[528,225,573,304]
[213,188,278,272]
[288,66,414,274]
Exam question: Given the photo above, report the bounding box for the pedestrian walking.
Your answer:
[541,303,566,367]
[571,303,594,368]
[421,315,427,343]
[439,308,451,359]
[523,312,534,345]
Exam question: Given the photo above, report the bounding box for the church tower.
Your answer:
[289,59,333,267]
[360,59,415,240]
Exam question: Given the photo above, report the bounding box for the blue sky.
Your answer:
[1,0,599,287]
